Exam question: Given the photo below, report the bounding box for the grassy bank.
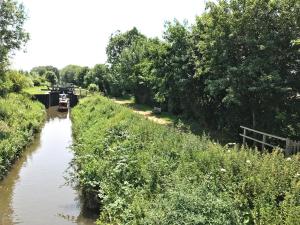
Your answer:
[0,94,45,180]
[71,95,300,225]
[23,86,49,95]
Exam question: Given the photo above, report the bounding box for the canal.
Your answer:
[0,107,96,225]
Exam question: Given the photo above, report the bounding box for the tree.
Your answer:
[161,20,198,114]
[45,71,57,85]
[7,70,32,92]
[76,66,89,87]
[0,0,29,73]
[84,64,110,94]
[30,65,59,85]
[193,0,300,137]
[106,27,146,96]
[0,0,29,96]
[60,65,83,84]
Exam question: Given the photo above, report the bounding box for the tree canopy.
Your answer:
[0,0,29,74]
[102,0,300,139]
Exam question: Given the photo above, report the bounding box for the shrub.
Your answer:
[88,83,99,92]
[7,70,32,93]
[71,95,300,225]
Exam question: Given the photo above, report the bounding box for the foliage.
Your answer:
[31,65,59,78]
[87,83,99,92]
[72,95,300,225]
[102,0,300,140]
[45,70,57,85]
[0,93,45,180]
[84,64,110,94]
[106,27,146,96]
[31,65,59,85]
[0,0,29,74]
[60,65,89,86]
[192,0,300,138]
[0,70,33,96]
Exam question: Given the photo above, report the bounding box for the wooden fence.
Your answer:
[240,126,300,155]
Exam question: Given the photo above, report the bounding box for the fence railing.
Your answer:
[240,126,300,155]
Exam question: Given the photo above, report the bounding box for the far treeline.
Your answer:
[23,0,300,140]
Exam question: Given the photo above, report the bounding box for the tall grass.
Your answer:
[0,94,45,179]
[72,95,300,225]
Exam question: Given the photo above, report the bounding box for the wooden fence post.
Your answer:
[262,134,266,150]
[285,138,290,155]
[243,128,246,146]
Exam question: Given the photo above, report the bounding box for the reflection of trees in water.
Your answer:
[57,205,98,225]
[0,133,42,225]
[0,107,96,225]
[47,106,69,120]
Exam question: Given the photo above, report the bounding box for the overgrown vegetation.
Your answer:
[0,94,45,180]
[103,0,300,140]
[72,95,300,225]
[58,0,300,140]
[0,1,45,179]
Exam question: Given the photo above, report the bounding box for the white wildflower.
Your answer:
[295,173,300,178]
[220,168,226,172]
[286,157,292,161]
[246,160,251,164]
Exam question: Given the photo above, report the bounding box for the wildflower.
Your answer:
[295,173,300,178]
[246,160,251,164]
[220,168,226,172]
[286,157,292,161]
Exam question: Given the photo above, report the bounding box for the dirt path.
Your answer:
[113,99,172,125]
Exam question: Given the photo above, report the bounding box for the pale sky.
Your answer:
[11,0,206,71]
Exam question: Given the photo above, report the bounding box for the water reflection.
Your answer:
[0,106,97,225]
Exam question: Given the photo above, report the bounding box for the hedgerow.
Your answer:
[71,95,300,225]
[0,93,45,179]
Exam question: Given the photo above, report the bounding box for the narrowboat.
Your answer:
[58,93,69,111]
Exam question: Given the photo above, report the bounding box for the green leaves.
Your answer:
[0,0,29,73]
[72,96,300,224]
[0,94,45,180]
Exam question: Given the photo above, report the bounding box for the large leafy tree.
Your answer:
[0,0,29,72]
[193,0,300,137]
[31,65,60,85]
[84,64,110,94]
[161,20,199,114]
[103,0,299,139]
[31,66,59,79]
[106,27,145,96]
[0,0,29,96]
[60,65,84,85]
[45,70,57,85]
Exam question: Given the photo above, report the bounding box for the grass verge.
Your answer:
[0,94,45,179]
[23,86,49,95]
[71,95,300,225]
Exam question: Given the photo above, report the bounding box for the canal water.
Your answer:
[0,107,96,225]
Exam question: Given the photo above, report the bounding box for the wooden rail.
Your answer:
[240,126,300,155]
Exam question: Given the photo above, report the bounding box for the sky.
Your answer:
[11,0,206,71]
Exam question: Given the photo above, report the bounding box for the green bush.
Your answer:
[0,94,45,179]
[71,95,300,225]
[88,83,99,92]
[7,70,33,92]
